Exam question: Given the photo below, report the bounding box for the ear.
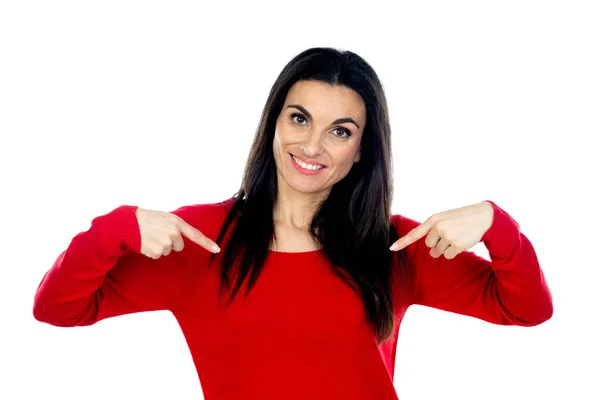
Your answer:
[354,147,361,162]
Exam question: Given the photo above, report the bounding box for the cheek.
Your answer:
[276,122,293,140]
[273,124,288,153]
[274,128,298,157]
[334,146,360,168]
[273,131,282,151]
[273,127,289,169]
[273,120,287,146]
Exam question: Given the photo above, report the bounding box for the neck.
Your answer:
[273,181,329,229]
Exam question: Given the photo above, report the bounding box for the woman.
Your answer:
[33,47,553,399]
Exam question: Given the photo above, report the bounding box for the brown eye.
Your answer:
[332,127,351,138]
[291,114,307,125]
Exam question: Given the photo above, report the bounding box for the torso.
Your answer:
[180,221,401,400]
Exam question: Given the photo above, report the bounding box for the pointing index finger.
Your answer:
[390,218,434,251]
[178,220,220,253]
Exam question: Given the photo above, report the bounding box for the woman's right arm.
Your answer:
[32,204,218,327]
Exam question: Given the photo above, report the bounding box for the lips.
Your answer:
[290,155,325,171]
[288,153,326,175]
[289,153,326,168]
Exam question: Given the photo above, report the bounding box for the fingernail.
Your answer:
[212,244,220,253]
[389,244,398,251]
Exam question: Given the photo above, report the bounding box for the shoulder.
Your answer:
[391,213,421,237]
[169,196,235,236]
[171,197,234,217]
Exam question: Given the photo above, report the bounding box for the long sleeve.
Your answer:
[393,200,553,326]
[32,205,193,327]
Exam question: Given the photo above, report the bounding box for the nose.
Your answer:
[301,131,324,157]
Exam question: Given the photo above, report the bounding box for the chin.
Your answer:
[282,176,328,195]
[289,182,323,194]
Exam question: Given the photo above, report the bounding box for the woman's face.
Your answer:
[273,80,366,197]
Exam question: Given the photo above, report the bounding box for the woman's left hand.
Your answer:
[390,201,494,259]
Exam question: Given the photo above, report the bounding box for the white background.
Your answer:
[1,1,598,399]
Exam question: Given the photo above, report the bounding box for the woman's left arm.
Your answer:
[391,201,553,326]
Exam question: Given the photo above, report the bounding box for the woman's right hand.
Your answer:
[136,207,220,259]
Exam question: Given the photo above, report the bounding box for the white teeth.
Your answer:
[292,155,324,170]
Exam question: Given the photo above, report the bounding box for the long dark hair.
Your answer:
[209,47,407,344]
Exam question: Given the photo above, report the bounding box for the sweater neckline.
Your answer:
[267,248,323,256]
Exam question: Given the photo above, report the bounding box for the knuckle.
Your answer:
[434,221,449,236]
[173,243,184,252]
[167,228,180,239]
[450,240,462,248]
[435,225,445,236]
[167,213,182,225]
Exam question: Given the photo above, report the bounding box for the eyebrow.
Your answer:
[286,104,360,129]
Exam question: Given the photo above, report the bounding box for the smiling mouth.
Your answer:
[290,153,325,170]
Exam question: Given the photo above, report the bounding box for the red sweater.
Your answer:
[33,198,552,399]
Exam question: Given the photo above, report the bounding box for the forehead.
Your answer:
[284,80,366,122]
